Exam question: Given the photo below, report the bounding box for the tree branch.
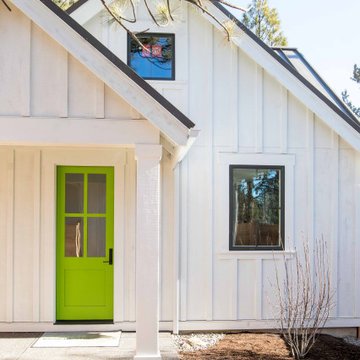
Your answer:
[95,0,250,47]
[100,0,136,23]
[188,0,231,40]
[1,0,11,11]
[99,0,147,49]
[166,0,174,21]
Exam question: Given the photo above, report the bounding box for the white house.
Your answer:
[1,0,360,359]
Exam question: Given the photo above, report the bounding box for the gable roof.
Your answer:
[10,0,195,147]
[12,0,360,151]
[210,2,360,134]
[49,0,195,130]
[205,1,360,151]
[66,0,360,149]
[272,47,355,121]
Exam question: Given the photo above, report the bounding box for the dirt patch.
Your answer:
[179,333,360,360]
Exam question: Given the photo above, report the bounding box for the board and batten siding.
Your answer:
[0,2,359,330]
[175,6,360,327]
[0,146,174,325]
[0,6,174,326]
[0,5,141,120]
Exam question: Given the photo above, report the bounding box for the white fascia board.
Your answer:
[11,0,191,146]
[71,0,110,25]
[0,117,159,146]
[206,1,360,153]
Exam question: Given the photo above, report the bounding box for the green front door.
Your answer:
[56,166,114,320]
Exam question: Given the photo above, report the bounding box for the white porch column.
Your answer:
[134,144,162,360]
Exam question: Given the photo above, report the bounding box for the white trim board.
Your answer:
[1,318,359,332]
[178,318,360,331]
[40,148,127,323]
[216,152,296,252]
[0,117,159,146]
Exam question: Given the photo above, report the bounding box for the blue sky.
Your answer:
[232,0,360,103]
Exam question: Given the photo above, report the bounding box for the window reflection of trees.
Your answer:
[233,169,281,248]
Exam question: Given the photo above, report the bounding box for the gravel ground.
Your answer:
[173,333,225,352]
[344,336,360,347]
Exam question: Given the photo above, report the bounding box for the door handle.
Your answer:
[103,248,113,265]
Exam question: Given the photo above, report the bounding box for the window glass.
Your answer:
[128,34,174,80]
[88,174,106,214]
[87,218,106,257]
[230,166,283,250]
[65,217,83,257]
[65,173,84,213]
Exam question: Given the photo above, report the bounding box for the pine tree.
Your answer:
[52,0,79,10]
[242,0,287,47]
[342,64,360,118]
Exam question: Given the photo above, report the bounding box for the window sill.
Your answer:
[217,250,296,260]
[147,80,187,85]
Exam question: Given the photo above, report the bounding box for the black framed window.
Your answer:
[229,165,284,251]
[127,33,175,80]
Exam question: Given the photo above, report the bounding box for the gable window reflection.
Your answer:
[229,165,284,251]
[127,33,175,80]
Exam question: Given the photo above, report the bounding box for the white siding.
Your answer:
[0,6,30,116]
[0,147,174,324]
[176,6,360,326]
[1,1,360,331]
[77,2,360,328]
[0,8,167,327]
[0,149,14,322]
[0,8,142,120]
[13,150,41,321]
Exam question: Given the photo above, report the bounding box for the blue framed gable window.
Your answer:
[229,165,284,251]
[127,33,175,80]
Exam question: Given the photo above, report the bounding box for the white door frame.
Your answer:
[41,148,126,324]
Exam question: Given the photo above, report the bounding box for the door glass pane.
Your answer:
[88,174,106,214]
[65,217,83,257]
[87,217,106,257]
[65,173,84,213]
[231,167,281,248]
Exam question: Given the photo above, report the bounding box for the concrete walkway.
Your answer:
[0,332,179,360]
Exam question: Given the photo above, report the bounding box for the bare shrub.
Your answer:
[271,237,335,359]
